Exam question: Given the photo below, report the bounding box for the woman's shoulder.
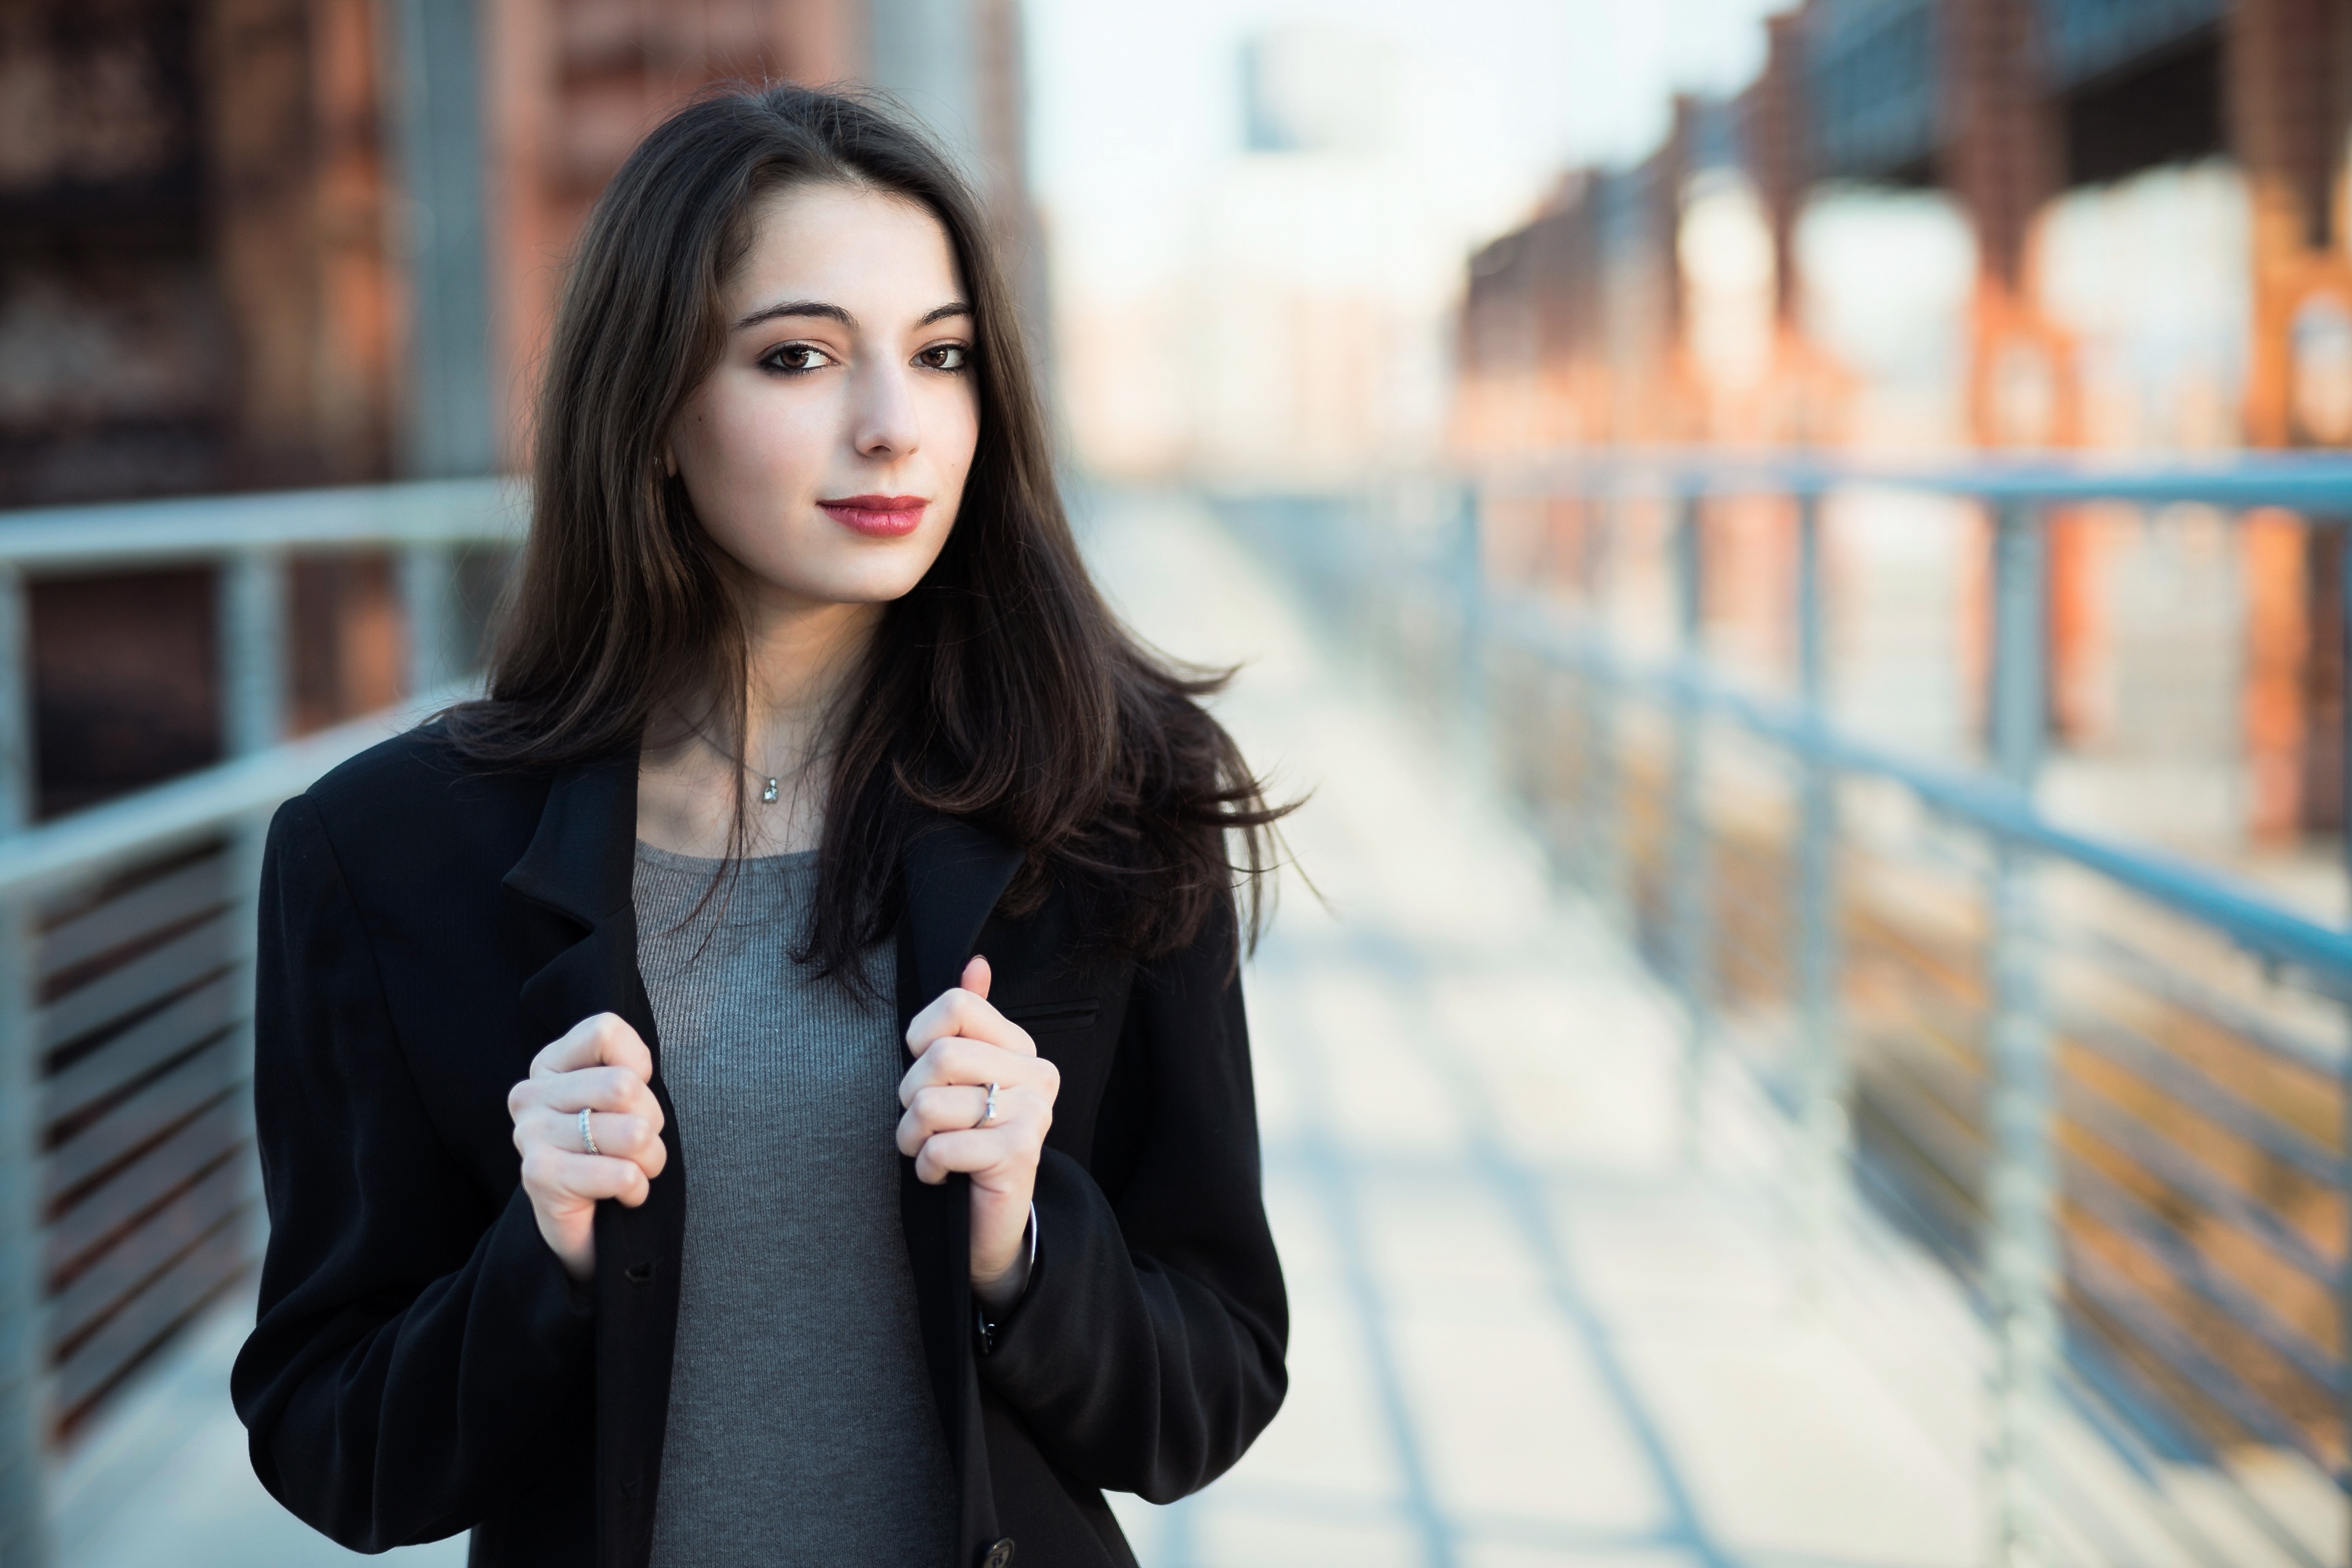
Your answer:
[293,722,557,880]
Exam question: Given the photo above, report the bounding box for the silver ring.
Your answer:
[579,1107,601,1156]
[975,1082,998,1129]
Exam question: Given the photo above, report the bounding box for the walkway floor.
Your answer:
[58,491,2020,1566]
[1087,494,1983,1568]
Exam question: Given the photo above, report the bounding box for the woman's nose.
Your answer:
[851,360,922,459]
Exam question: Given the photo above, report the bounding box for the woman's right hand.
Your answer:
[507,1012,669,1282]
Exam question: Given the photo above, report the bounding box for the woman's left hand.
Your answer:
[898,955,1059,1308]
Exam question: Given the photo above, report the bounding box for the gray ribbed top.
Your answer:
[633,842,956,1568]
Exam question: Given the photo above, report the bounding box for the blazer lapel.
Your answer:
[900,815,1028,1004]
[503,747,684,1568]
[895,815,1024,1563]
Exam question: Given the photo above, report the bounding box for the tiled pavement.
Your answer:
[58,492,2005,1566]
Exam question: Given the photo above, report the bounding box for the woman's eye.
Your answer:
[763,343,830,374]
[917,343,969,372]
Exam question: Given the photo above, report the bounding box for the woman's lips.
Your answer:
[818,494,927,537]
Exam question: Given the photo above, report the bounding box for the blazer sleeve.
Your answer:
[977,891,1288,1502]
[229,794,596,1549]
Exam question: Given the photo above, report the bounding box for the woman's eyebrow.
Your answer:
[733,299,971,332]
[734,299,854,331]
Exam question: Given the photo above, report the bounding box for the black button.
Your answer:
[980,1540,1014,1568]
[624,1261,655,1285]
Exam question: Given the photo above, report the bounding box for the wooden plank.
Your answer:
[42,1038,240,1202]
[39,915,232,1051]
[41,855,227,980]
[43,1102,243,1276]
[40,974,237,1130]
[45,1160,251,1352]
[52,1224,252,1417]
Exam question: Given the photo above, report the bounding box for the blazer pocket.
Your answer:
[1001,998,1100,1034]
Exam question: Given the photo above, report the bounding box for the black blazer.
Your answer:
[229,731,1287,1568]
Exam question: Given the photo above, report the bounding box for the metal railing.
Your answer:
[0,477,522,1568]
[1232,451,2352,1568]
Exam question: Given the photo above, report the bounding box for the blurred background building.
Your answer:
[0,0,1040,819]
[1448,1,2352,860]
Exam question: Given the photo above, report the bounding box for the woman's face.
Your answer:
[670,181,980,612]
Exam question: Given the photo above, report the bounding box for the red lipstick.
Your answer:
[818,493,927,537]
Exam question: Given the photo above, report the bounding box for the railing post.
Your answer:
[1668,485,1713,1163]
[1581,487,1629,928]
[399,541,459,697]
[222,551,288,758]
[0,565,47,1568]
[1984,500,2054,1568]
[2336,520,2352,1568]
[1453,482,1487,748]
[219,547,287,1359]
[1793,488,1846,1280]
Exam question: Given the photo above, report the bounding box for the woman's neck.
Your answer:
[636,593,883,858]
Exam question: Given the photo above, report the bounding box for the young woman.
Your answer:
[230,85,1288,1568]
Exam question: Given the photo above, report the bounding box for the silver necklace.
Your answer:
[760,776,780,804]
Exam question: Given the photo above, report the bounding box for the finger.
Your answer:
[897,1036,1047,1105]
[521,1145,654,1208]
[962,954,991,1000]
[512,1065,663,1124]
[522,1106,664,1165]
[909,1123,1043,1185]
[896,1083,1008,1151]
[904,987,1035,1058]
[532,1013,653,1083]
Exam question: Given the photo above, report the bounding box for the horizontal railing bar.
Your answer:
[44,1163,247,1352]
[42,1104,242,1279]
[1860,976,2341,1383]
[1475,448,2352,510]
[0,682,474,904]
[41,977,237,1131]
[51,1222,249,1417]
[2065,1240,2340,1486]
[1484,597,2352,993]
[2057,1011,2342,1189]
[0,477,523,572]
[2061,1151,2343,1396]
[2058,1078,2339,1291]
[1849,1111,2341,1536]
[42,1047,239,1204]
[38,917,230,1054]
[41,855,227,981]
[2060,930,2346,1079]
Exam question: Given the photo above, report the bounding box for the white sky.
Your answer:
[1025,0,1788,296]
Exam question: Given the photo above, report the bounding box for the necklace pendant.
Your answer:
[760,777,780,804]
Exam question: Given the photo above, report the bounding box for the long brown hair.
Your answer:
[445,83,1287,976]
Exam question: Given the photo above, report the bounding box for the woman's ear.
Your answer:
[662,445,679,478]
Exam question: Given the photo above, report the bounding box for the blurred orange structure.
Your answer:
[1453,0,2352,850]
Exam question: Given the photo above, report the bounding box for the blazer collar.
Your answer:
[500,748,641,927]
[499,746,1025,970]
[899,815,1025,1003]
